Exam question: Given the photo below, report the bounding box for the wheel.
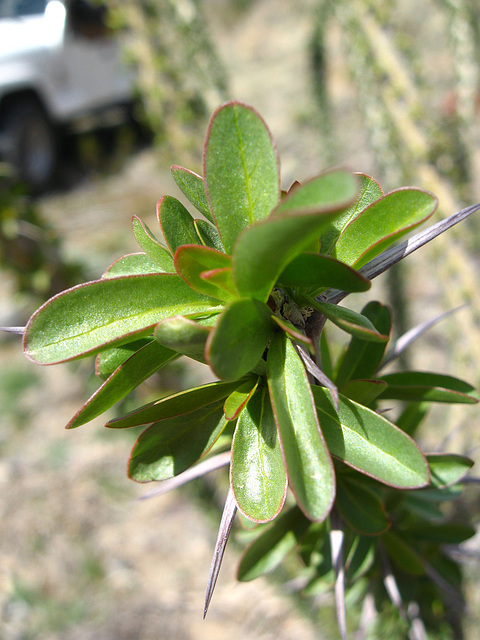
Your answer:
[0,98,58,193]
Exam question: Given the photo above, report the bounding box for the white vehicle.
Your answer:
[0,0,134,191]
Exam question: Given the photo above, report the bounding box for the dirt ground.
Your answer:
[2,1,480,639]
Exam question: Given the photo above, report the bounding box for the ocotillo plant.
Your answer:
[9,101,480,638]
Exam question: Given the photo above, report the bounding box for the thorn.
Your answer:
[379,305,467,371]
[0,326,25,335]
[325,202,480,306]
[330,512,347,640]
[203,487,237,618]
[295,344,339,410]
[137,452,230,501]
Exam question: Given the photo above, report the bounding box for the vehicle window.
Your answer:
[0,0,48,17]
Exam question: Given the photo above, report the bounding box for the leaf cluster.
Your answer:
[22,101,478,634]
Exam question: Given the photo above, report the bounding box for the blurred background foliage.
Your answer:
[104,0,229,157]
[2,1,480,638]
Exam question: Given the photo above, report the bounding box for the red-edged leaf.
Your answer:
[231,386,287,522]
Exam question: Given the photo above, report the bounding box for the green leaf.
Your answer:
[401,492,452,522]
[154,315,216,362]
[224,377,259,420]
[103,253,163,278]
[274,171,357,217]
[299,521,329,567]
[232,170,358,301]
[339,379,388,405]
[128,402,228,482]
[95,338,153,380]
[427,453,474,488]
[157,195,201,254]
[311,386,429,489]
[320,173,384,255]
[381,530,425,575]
[320,329,334,381]
[336,476,390,535]
[267,333,335,521]
[335,302,392,388]
[174,245,234,300]
[310,299,389,343]
[237,506,310,581]
[67,341,178,429]
[131,216,175,271]
[107,380,242,429]
[401,522,475,544]
[171,164,214,223]
[396,402,429,436]
[334,188,438,268]
[203,101,280,253]
[194,218,225,251]
[277,252,371,296]
[206,298,274,381]
[231,387,287,522]
[271,316,313,351]
[200,267,237,297]
[24,274,222,364]
[345,535,376,582]
[378,371,480,404]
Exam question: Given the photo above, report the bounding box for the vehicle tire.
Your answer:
[0,98,58,193]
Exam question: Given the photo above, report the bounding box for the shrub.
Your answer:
[13,101,480,638]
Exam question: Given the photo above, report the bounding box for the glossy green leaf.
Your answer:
[131,215,175,271]
[339,379,387,405]
[310,299,389,343]
[200,267,237,297]
[427,453,474,488]
[267,333,335,521]
[203,102,280,253]
[24,274,222,364]
[378,371,480,404]
[231,387,287,522]
[103,253,163,278]
[171,164,214,222]
[206,298,274,381]
[381,530,425,575]
[232,170,358,301]
[194,218,225,251]
[224,377,259,420]
[154,315,216,362]
[95,338,152,380]
[67,341,178,429]
[336,476,390,535]
[335,302,392,388]
[237,506,310,581]
[320,173,383,255]
[157,195,201,254]
[107,380,242,429]
[311,386,429,489]
[273,171,357,217]
[277,252,371,295]
[334,188,438,268]
[128,402,228,482]
[174,245,233,299]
